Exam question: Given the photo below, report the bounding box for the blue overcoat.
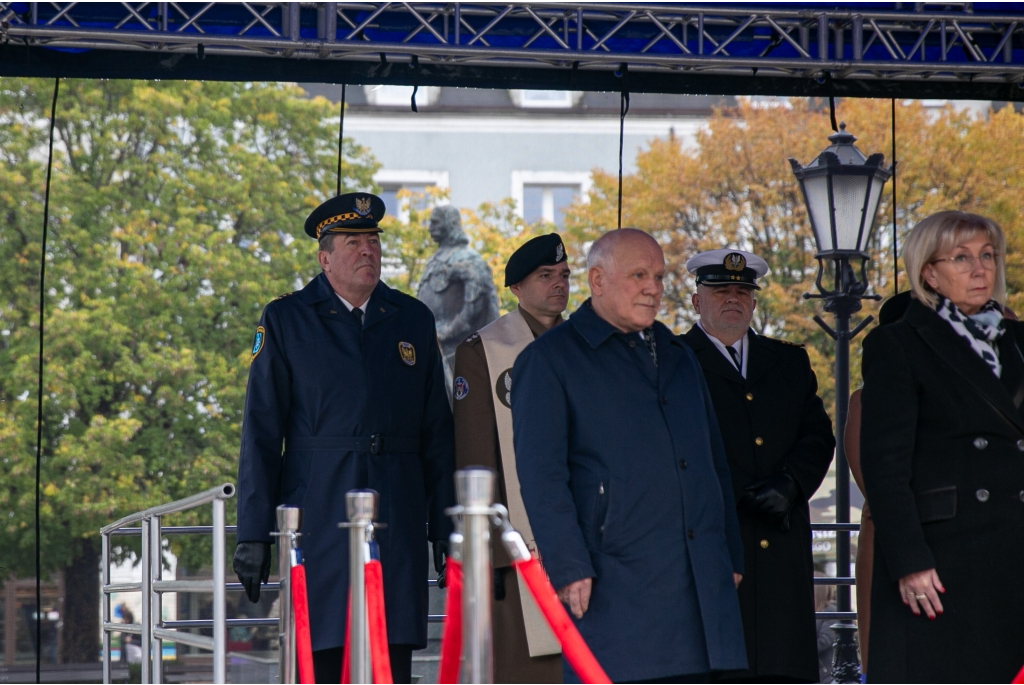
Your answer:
[236,274,455,651]
[512,301,747,682]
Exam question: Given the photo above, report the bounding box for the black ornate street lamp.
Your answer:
[789,123,892,683]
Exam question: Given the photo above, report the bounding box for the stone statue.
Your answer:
[417,205,500,380]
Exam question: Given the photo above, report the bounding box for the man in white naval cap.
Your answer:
[682,249,836,683]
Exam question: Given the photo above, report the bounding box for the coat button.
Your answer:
[755,437,764,446]
[629,341,636,348]
[760,539,769,549]
[976,489,990,502]
[1017,439,1024,452]
[974,437,988,450]
[678,459,688,469]
[687,529,696,539]
[661,396,668,405]
[598,482,605,495]
[746,393,754,401]
[1019,491,1024,502]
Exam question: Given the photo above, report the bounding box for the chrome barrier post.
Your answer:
[140,517,152,684]
[101,532,111,684]
[343,490,378,684]
[212,497,226,684]
[456,468,495,684]
[275,506,303,685]
[152,516,163,684]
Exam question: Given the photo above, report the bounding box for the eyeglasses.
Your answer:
[930,251,1001,273]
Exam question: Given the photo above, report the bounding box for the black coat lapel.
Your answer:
[906,301,1024,435]
[681,326,745,385]
[744,331,778,387]
[362,283,399,330]
[997,323,1024,408]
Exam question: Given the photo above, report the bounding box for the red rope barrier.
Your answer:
[365,560,394,684]
[437,559,463,684]
[513,557,611,684]
[290,564,316,684]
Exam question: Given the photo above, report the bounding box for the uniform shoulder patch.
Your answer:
[454,376,469,400]
[273,292,295,301]
[770,337,805,348]
[250,326,266,362]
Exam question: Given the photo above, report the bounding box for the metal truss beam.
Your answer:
[2,3,1024,100]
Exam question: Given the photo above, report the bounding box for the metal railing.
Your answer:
[100,484,861,684]
[100,483,235,684]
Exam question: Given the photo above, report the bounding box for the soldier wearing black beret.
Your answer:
[681,249,835,683]
[234,192,455,684]
[452,233,570,683]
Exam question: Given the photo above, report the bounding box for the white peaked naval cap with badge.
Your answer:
[686,249,770,290]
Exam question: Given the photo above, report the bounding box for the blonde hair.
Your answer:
[903,210,1006,309]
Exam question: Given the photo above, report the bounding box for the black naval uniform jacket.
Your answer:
[236,274,455,652]
[682,326,835,682]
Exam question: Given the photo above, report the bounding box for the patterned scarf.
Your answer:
[934,295,1005,377]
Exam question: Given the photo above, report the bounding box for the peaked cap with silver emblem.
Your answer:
[686,248,769,290]
[504,233,569,287]
[304,192,387,239]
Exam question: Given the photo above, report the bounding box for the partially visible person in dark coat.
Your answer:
[861,210,1024,683]
[232,193,455,684]
[453,233,570,684]
[682,248,834,684]
[845,290,912,678]
[513,229,747,684]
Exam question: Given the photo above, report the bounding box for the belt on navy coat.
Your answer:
[285,435,420,455]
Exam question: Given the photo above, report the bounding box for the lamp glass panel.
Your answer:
[861,178,885,247]
[831,174,871,252]
[802,175,835,253]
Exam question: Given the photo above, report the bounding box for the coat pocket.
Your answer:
[915,485,957,524]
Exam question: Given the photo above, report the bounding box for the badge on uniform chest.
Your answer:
[398,341,416,366]
[496,367,513,408]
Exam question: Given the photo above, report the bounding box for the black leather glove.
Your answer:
[738,471,801,532]
[494,567,508,601]
[433,540,449,589]
[233,541,271,603]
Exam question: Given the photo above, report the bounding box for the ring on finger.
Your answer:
[914,593,927,600]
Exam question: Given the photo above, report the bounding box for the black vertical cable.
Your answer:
[336,84,347,197]
[35,76,60,685]
[891,98,898,295]
[617,88,630,230]
[828,95,838,132]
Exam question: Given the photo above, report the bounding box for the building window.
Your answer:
[509,90,582,109]
[374,170,450,221]
[364,85,440,108]
[512,171,592,229]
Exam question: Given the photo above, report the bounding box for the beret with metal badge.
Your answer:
[304,192,387,239]
[505,233,568,287]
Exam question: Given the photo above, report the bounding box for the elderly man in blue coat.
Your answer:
[232,193,455,684]
[512,229,747,683]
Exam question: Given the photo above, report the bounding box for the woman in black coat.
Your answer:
[860,210,1024,683]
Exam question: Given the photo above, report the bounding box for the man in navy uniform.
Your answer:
[233,193,455,684]
[513,229,747,683]
[682,249,835,683]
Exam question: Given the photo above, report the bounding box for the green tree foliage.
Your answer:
[564,98,1024,411]
[0,78,378,659]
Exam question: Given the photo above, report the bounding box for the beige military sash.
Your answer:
[478,309,561,657]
